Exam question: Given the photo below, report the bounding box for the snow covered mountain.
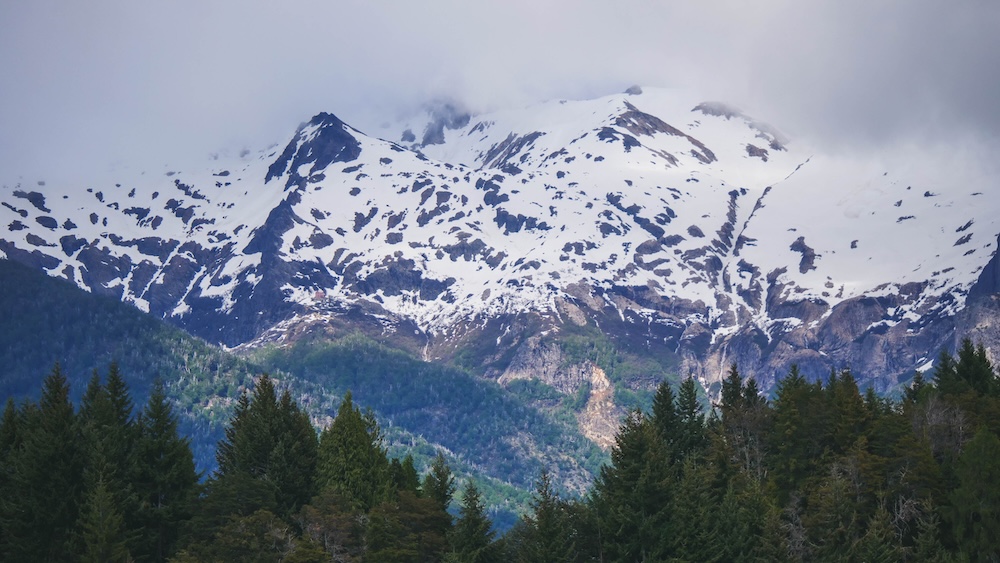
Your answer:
[3,86,998,399]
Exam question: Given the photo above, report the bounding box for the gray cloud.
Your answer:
[2,0,999,183]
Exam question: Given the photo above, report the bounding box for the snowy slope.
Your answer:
[2,87,997,389]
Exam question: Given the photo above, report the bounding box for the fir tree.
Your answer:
[76,363,140,556]
[946,427,1000,560]
[675,376,707,460]
[316,391,392,511]
[391,454,421,494]
[650,379,679,451]
[517,471,575,563]
[591,410,672,562]
[448,480,499,563]
[134,379,199,562]
[215,375,317,517]
[933,348,966,397]
[720,363,744,422]
[423,451,457,512]
[956,338,996,396]
[78,477,132,563]
[0,364,83,561]
[850,504,902,563]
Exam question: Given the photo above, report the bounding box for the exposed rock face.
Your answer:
[499,335,594,394]
[576,365,620,449]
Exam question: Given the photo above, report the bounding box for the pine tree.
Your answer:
[316,391,391,511]
[591,410,672,561]
[946,427,1000,560]
[134,379,199,562]
[0,397,19,557]
[296,488,364,561]
[720,363,744,422]
[423,451,457,512]
[956,338,996,396]
[850,504,902,563]
[0,364,84,561]
[391,454,421,494]
[768,365,825,499]
[366,490,451,562]
[912,507,956,563]
[448,480,499,563]
[76,363,141,556]
[805,466,862,561]
[517,471,575,563]
[215,375,317,517]
[271,389,319,515]
[669,458,721,562]
[675,376,707,460]
[78,477,132,563]
[650,379,679,452]
[933,348,967,397]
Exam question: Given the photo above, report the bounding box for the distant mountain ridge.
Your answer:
[2,86,998,404]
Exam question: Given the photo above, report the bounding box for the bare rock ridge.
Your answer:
[1,86,998,408]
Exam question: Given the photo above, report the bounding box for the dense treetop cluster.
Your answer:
[3,337,1000,561]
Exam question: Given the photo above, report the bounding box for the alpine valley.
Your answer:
[3,85,1000,458]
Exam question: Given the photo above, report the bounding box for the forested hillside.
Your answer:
[0,258,267,464]
[3,339,999,561]
[0,258,602,525]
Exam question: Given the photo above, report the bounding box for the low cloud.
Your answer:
[1,0,998,183]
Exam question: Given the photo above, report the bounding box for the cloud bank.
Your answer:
[1,0,998,182]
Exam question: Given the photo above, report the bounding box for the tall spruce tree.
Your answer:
[675,376,707,460]
[517,471,576,563]
[78,477,132,563]
[423,451,457,512]
[955,338,996,396]
[650,379,679,456]
[134,379,199,562]
[592,410,672,562]
[0,364,83,561]
[946,427,1000,559]
[76,363,140,556]
[316,391,391,511]
[215,375,317,517]
[448,480,499,563]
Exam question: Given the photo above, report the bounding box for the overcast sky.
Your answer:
[2,0,999,183]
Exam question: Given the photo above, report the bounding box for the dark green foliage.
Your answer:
[134,379,199,561]
[675,376,707,459]
[650,379,678,449]
[215,374,319,517]
[366,490,451,562]
[668,458,721,561]
[257,335,607,491]
[591,410,672,562]
[392,454,422,494]
[448,480,500,563]
[956,338,996,396]
[0,365,83,561]
[317,392,392,511]
[296,488,365,561]
[423,451,457,512]
[851,505,902,563]
[78,477,132,563]
[514,471,576,563]
[946,428,1000,560]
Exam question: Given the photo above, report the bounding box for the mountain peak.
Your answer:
[265,112,362,188]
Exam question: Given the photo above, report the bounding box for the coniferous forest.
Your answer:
[2,338,1000,561]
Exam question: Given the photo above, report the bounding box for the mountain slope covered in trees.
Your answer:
[0,257,605,524]
[3,339,999,561]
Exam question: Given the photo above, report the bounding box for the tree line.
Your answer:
[3,337,1000,561]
